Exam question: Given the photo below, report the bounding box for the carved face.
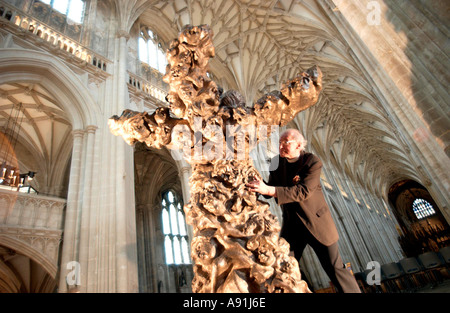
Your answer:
[166,92,186,118]
[178,49,192,65]
[280,66,322,114]
[243,214,264,235]
[277,255,295,274]
[257,243,276,266]
[180,25,210,45]
[154,107,168,124]
[191,236,216,265]
[178,81,196,105]
[170,63,190,80]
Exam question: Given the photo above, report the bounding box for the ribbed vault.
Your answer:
[0,82,72,196]
[0,245,56,293]
[134,143,181,207]
[122,0,419,197]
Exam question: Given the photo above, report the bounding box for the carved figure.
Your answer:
[109,24,323,293]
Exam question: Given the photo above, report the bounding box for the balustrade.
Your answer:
[1,1,170,105]
[128,71,168,103]
[0,187,65,231]
[0,187,65,265]
[0,1,110,73]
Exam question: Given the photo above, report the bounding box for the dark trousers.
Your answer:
[286,220,361,293]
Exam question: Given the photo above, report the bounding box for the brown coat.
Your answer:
[266,152,339,246]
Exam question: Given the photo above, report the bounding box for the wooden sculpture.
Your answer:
[109,24,322,293]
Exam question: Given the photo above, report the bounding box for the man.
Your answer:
[246,129,361,293]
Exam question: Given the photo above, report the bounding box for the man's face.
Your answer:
[279,134,302,160]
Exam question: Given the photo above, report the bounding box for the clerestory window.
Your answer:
[161,190,190,265]
[412,198,436,219]
[39,0,85,24]
[138,28,167,73]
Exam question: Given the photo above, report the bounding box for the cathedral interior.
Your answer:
[0,0,448,293]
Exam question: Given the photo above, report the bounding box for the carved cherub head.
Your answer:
[280,66,323,121]
[191,236,216,266]
[275,254,301,282]
[247,236,276,266]
[166,91,187,118]
[257,242,276,266]
[108,110,152,145]
[154,107,169,125]
[243,214,265,236]
[181,80,198,102]
[180,25,208,45]
[175,24,215,72]
[254,91,286,126]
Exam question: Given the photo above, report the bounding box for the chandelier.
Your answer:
[0,102,36,191]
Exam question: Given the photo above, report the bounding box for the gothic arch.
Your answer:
[0,48,101,129]
[0,235,57,278]
[0,48,102,196]
[134,144,183,205]
[134,143,188,292]
[388,179,450,256]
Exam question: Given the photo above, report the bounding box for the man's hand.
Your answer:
[246,176,277,197]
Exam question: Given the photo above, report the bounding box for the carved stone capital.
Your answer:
[85,125,98,134]
[116,30,130,40]
[72,129,85,138]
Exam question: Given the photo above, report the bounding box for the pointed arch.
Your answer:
[0,49,101,129]
[0,235,57,278]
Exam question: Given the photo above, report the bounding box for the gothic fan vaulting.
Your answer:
[0,0,447,295]
[113,0,418,199]
[0,0,422,202]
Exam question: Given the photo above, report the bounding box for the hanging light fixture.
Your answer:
[19,171,36,187]
[0,101,34,190]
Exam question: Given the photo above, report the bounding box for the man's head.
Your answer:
[279,129,307,161]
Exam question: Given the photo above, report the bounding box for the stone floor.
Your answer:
[416,279,450,293]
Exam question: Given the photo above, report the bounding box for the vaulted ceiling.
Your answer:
[0,245,56,293]
[0,0,420,198]
[131,0,418,196]
[134,143,181,206]
[0,82,72,194]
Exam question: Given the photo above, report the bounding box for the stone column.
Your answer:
[110,30,139,293]
[326,167,368,270]
[300,246,330,290]
[58,129,85,293]
[178,165,192,238]
[366,192,403,261]
[340,177,383,267]
[78,125,97,292]
[178,166,191,205]
[355,185,398,263]
[136,203,154,292]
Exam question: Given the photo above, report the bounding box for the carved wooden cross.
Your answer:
[109,25,322,293]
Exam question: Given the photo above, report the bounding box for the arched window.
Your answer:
[161,190,190,265]
[138,28,167,73]
[39,0,85,24]
[412,198,436,219]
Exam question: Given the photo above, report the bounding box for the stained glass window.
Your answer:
[412,198,436,219]
[161,190,190,265]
